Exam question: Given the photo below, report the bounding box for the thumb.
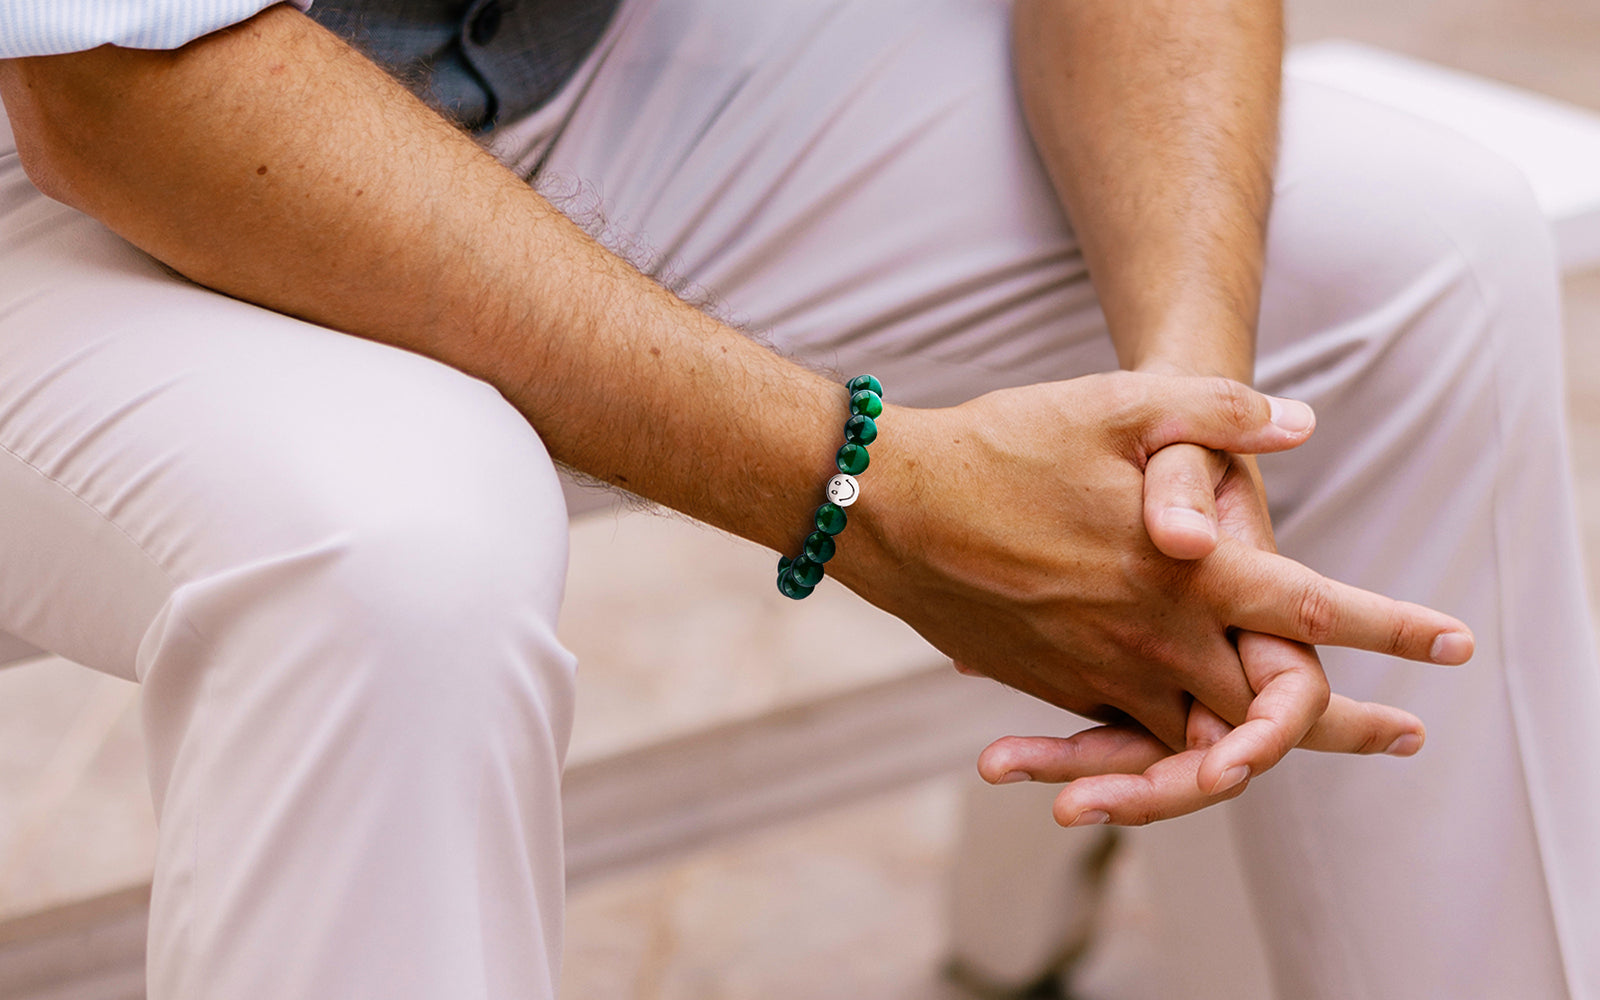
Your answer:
[1144,443,1224,559]
[1124,376,1316,457]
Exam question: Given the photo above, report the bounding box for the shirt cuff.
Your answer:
[0,0,313,59]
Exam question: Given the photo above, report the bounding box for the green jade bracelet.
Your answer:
[777,375,884,599]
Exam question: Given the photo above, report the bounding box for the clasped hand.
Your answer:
[859,372,1471,826]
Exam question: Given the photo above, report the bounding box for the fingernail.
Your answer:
[1160,506,1217,541]
[1067,809,1111,827]
[1430,631,1473,665]
[1384,733,1424,757]
[1268,396,1315,433]
[996,770,1031,785]
[1211,764,1250,794]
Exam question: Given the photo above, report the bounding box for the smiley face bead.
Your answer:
[779,376,882,599]
[826,473,860,507]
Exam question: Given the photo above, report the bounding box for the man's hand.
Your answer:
[1149,441,1425,795]
[1004,0,1420,822]
[843,372,1470,758]
[965,424,1440,826]
[1,7,1466,826]
[975,677,1423,826]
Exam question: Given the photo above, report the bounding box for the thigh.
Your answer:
[1235,80,1600,999]
[535,0,1116,402]
[536,11,1599,996]
[0,113,571,681]
[2,115,578,999]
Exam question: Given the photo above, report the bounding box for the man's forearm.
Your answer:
[0,5,872,559]
[1012,0,1281,383]
[0,4,1478,815]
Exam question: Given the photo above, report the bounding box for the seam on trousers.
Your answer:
[1425,206,1577,999]
[0,436,181,594]
[192,649,218,999]
[1480,288,1581,1000]
[0,435,209,681]
[1296,194,1568,1000]
[1258,81,1575,997]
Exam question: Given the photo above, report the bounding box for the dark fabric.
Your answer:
[308,0,618,131]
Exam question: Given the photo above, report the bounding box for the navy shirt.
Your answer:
[308,1,620,130]
[0,0,617,133]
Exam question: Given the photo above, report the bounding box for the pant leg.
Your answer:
[530,2,1600,995]
[0,113,574,1000]
[1230,80,1600,1000]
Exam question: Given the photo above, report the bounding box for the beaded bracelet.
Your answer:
[777,374,884,599]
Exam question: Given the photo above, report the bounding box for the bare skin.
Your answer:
[989,0,1414,824]
[0,3,1470,823]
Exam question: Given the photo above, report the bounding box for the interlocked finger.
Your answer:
[981,704,1251,826]
[1050,703,1243,826]
[1204,538,1475,664]
[1193,631,1329,794]
[1299,693,1425,756]
[977,728,1169,786]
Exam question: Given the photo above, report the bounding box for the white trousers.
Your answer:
[2,0,1597,997]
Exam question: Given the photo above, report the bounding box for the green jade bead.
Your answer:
[788,555,825,587]
[777,572,815,600]
[814,502,848,535]
[846,374,883,398]
[803,530,837,563]
[780,375,883,601]
[849,389,883,419]
[844,414,878,446]
[836,443,870,475]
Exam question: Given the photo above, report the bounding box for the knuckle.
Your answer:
[1122,629,1174,671]
[1150,449,1214,499]
[1100,372,1150,426]
[1270,729,1302,767]
[1254,723,1298,764]
[1386,612,1417,657]
[1123,804,1160,827]
[1210,377,1258,429]
[1355,728,1390,755]
[1306,672,1333,717]
[1350,706,1391,755]
[1294,580,1339,644]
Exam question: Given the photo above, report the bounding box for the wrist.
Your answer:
[821,400,936,598]
[1128,345,1255,386]
[1115,312,1258,386]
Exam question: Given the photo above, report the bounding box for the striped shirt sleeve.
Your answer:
[0,0,314,59]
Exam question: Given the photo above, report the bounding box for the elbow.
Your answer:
[1,57,120,212]
[11,127,82,208]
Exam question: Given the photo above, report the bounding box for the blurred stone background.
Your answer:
[1,1,1596,997]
